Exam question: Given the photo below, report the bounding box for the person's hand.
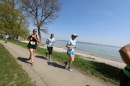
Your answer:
[34,37,38,40]
[31,35,34,37]
[32,36,38,40]
[49,42,54,44]
[46,41,49,44]
[72,46,77,48]
[30,38,32,40]
[70,46,76,48]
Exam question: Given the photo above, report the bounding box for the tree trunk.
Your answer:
[37,26,41,43]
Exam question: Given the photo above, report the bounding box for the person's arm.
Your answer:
[66,40,70,48]
[46,39,49,44]
[119,44,130,67]
[66,40,76,48]
[27,35,32,41]
[36,35,40,43]
[66,43,71,48]
[52,38,55,44]
[31,35,40,43]
[66,43,76,48]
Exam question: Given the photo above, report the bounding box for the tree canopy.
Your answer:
[20,0,61,42]
[0,0,61,41]
[0,1,29,39]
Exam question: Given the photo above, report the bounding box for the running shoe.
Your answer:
[64,62,68,69]
[31,62,34,66]
[68,67,73,72]
[49,58,53,62]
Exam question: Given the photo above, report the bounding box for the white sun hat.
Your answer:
[71,34,78,37]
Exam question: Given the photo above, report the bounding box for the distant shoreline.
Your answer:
[41,38,121,48]
[58,40,121,48]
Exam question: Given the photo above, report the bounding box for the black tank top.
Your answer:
[30,34,37,41]
[29,34,37,45]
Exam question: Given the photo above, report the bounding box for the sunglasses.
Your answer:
[33,30,37,32]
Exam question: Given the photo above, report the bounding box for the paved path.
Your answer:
[0,40,116,86]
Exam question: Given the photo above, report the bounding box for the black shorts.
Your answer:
[27,44,37,49]
[119,70,130,86]
[47,47,53,54]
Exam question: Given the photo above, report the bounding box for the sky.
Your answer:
[29,0,130,47]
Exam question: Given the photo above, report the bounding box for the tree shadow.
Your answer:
[17,57,31,64]
[47,62,65,69]
[35,55,48,60]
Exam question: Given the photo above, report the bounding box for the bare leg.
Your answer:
[29,48,34,63]
[68,55,75,67]
[49,54,51,59]
[33,49,35,54]
[48,47,53,61]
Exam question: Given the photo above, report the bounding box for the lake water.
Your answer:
[41,38,122,62]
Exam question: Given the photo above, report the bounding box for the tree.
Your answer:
[20,28,30,39]
[20,0,61,42]
[0,2,29,39]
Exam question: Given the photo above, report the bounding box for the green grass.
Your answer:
[5,39,121,85]
[0,43,35,86]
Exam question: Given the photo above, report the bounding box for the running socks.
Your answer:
[31,62,34,66]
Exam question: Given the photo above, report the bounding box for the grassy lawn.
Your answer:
[5,39,121,85]
[0,43,35,86]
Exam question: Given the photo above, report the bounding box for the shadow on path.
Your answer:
[35,55,48,60]
[17,57,31,64]
[47,62,65,69]
[3,41,5,43]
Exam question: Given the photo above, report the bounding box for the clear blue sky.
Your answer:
[29,0,130,47]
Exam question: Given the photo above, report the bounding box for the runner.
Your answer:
[5,34,9,44]
[27,29,40,66]
[64,34,78,72]
[46,33,55,62]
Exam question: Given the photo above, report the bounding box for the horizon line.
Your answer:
[41,38,121,48]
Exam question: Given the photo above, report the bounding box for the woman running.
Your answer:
[65,34,78,72]
[27,29,40,66]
